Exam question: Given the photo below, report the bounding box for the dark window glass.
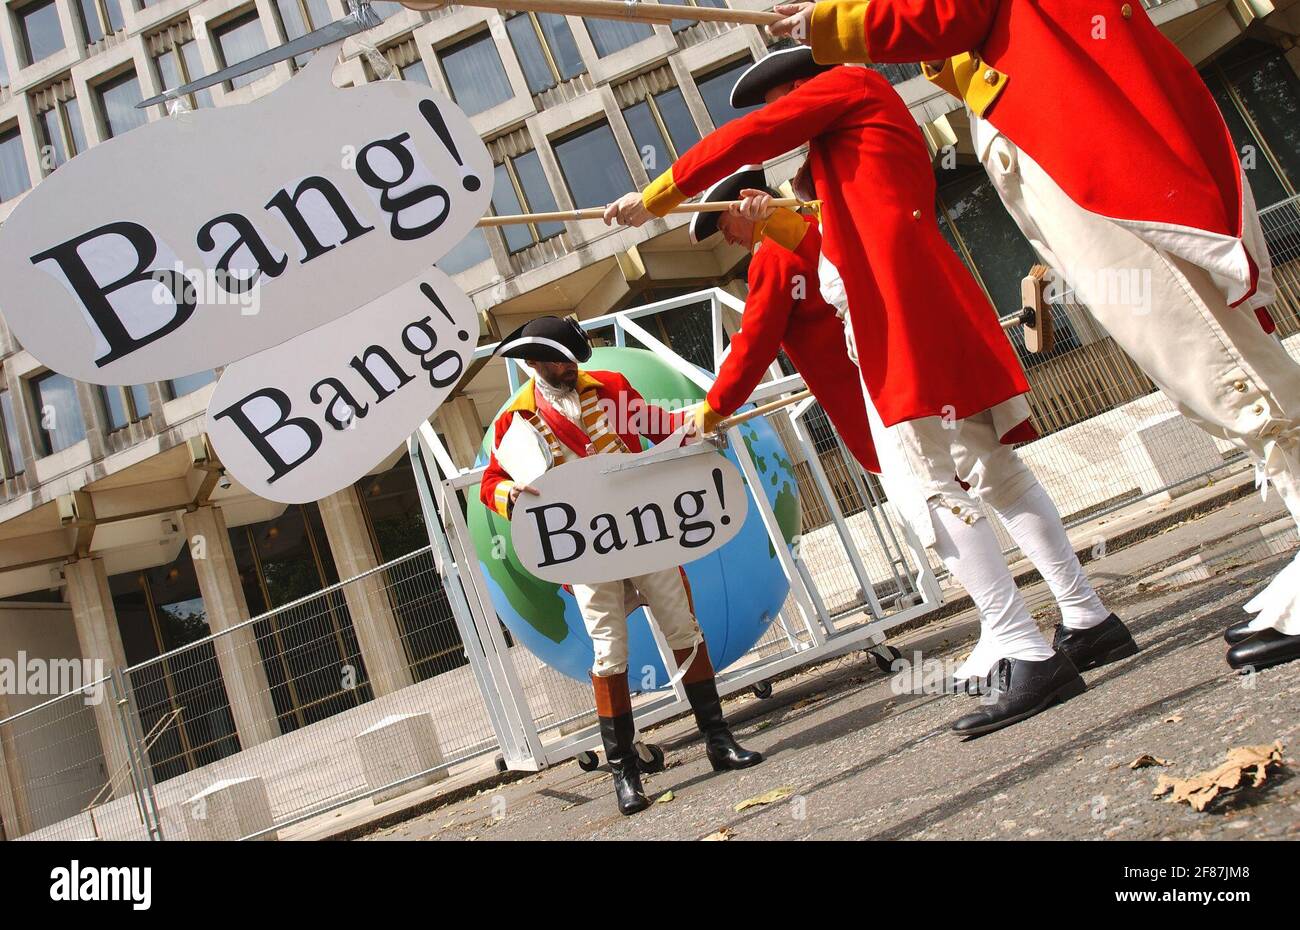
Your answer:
[655,88,699,155]
[439,226,491,272]
[18,0,65,65]
[513,149,563,236]
[273,0,330,67]
[623,101,670,175]
[166,370,217,399]
[0,39,9,86]
[1204,71,1287,209]
[439,32,513,116]
[1223,50,1300,198]
[77,0,105,44]
[506,13,583,93]
[0,391,25,476]
[586,19,653,57]
[400,59,430,85]
[491,162,532,253]
[0,127,32,200]
[29,371,86,454]
[553,121,634,209]
[35,108,67,171]
[214,11,272,90]
[696,59,758,128]
[177,40,214,108]
[491,151,562,253]
[101,386,128,430]
[97,71,148,138]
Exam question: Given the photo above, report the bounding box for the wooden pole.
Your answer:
[713,390,813,431]
[399,0,782,27]
[477,196,808,227]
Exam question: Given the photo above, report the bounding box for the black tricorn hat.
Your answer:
[689,165,775,244]
[730,46,831,109]
[493,315,592,363]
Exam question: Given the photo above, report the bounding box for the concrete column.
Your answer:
[63,557,134,800]
[180,506,280,748]
[434,396,485,471]
[316,486,414,696]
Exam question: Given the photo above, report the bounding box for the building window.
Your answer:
[110,547,241,781]
[504,12,584,94]
[150,25,213,113]
[622,88,699,174]
[272,0,330,68]
[100,384,151,430]
[1,40,10,88]
[213,10,272,91]
[230,504,370,732]
[400,59,429,85]
[491,149,563,253]
[164,370,218,400]
[16,0,65,66]
[553,120,635,209]
[696,58,758,128]
[0,390,25,477]
[75,0,124,46]
[34,90,87,174]
[439,226,492,273]
[437,32,514,116]
[28,370,86,455]
[585,19,653,57]
[95,70,148,138]
[0,126,32,201]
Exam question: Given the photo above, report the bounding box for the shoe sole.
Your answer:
[955,675,1087,738]
[1227,649,1300,672]
[708,754,765,772]
[1070,636,1140,672]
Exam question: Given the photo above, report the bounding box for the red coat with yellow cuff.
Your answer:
[643,65,1029,430]
[710,212,880,473]
[807,0,1262,310]
[480,369,686,518]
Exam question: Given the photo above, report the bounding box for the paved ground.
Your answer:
[360,492,1300,841]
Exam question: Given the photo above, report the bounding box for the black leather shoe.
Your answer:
[1224,621,1256,646]
[1226,628,1300,672]
[952,652,1086,737]
[684,678,764,771]
[598,713,651,815]
[1052,613,1139,671]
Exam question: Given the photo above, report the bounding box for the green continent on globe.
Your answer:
[739,423,801,556]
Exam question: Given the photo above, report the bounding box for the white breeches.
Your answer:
[980,127,1300,634]
[572,569,703,677]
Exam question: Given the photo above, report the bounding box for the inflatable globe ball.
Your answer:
[468,347,800,685]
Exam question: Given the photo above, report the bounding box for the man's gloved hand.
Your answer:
[693,402,727,435]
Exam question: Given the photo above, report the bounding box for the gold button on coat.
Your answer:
[913,209,922,220]
[1233,380,1247,392]
[983,68,998,84]
[951,506,962,514]
[1121,3,1132,17]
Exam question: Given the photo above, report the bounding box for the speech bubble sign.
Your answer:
[0,47,491,385]
[511,447,748,585]
[206,267,476,504]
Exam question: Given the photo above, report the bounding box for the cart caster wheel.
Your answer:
[636,742,666,774]
[576,750,600,772]
[750,680,773,700]
[493,754,508,774]
[871,645,903,674]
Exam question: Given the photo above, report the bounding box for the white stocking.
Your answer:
[930,500,1054,679]
[989,483,1111,631]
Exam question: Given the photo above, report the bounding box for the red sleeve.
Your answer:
[670,68,870,198]
[864,0,1000,62]
[707,246,799,416]
[479,412,518,517]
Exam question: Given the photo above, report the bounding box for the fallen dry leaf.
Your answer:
[702,827,735,841]
[1153,741,1285,812]
[1131,754,1171,769]
[735,786,795,812]
[1163,714,1184,724]
[655,790,675,805]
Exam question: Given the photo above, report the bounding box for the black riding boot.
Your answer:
[591,673,650,815]
[684,676,765,771]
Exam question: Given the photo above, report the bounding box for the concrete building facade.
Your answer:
[0,0,1298,837]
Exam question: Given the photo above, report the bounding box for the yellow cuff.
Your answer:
[810,0,871,65]
[755,208,809,252]
[493,480,515,518]
[693,402,726,434]
[922,58,961,99]
[643,168,687,216]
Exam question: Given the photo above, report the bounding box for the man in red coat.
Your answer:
[771,0,1300,672]
[480,316,761,816]
[687,165,879,475]
[606,47,1132,736]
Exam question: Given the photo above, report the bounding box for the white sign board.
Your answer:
[207,267,476,504]
[0,47,492,385]
[511,447,748,586]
